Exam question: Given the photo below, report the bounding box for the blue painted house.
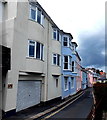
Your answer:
[61,31,77,99]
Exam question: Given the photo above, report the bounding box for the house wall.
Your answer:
[46,21,61,101]
[2,1,61,114]
[82,71,87,89]
[61,35,77,99]
[87,72,94,87]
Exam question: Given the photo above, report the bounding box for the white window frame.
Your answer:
[29,4,44,26]
[63,36,68,47]
[28,40,44,60]
[52,28,61,42]
[63,36,72,48]
[69,56,72,70]
[59,34,62,42]
[41,13,44,26]
[29,5,36,21]
[64,77,68,91]
[28,40,36,58]
[63,56,72,70]
[52,53,61,66]
[53,29,57,40]
[63,56,68,70]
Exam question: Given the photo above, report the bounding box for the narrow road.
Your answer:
[39,88,93,119]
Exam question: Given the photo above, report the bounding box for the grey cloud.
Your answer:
[77,30,105,69]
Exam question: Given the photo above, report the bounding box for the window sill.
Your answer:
[26,56,44,62]
[63,46,73,50]
[63,69,72,71]
[71,87,74,89]
[52,64,61,67]
[72,72,77,74]
[64,89,68,91]
[52,39,61,43]
[28,19,45,28]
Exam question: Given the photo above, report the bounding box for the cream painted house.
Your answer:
[1,0,61,116]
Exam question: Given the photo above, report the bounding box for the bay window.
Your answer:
[28,40,44,60]
[29,4,44,26]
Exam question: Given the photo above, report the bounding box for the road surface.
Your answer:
[39,88,93,119]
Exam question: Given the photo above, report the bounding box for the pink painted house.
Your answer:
[75,52,82,91]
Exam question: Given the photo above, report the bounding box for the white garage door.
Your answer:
[16,80,41,112]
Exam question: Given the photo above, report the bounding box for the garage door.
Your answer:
[16,80,41,112]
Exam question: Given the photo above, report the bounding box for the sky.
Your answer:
[38,0,106,72]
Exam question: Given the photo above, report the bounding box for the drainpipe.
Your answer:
[46,20,49,101]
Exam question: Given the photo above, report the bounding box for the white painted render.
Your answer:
[2,1,61,112]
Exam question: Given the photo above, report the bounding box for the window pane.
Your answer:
[31,9,36,20]
[64,63,68,69]
[36,42,40,58]
[41,44,43,60]
[72,61,74,72]
[29,41,35,57]
[63,37,68,46]
[53,54,57,65]
[37,8,41,24]
[57,30,59,41]
[53,30,56,39]
[64,56,68,62]
[57,54,60,66]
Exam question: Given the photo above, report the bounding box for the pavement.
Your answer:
[2,88,92,120]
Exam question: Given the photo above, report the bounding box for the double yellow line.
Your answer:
[41,92,84,120]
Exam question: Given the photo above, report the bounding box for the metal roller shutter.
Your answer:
[16,80,41,112]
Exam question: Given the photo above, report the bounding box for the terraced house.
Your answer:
[61,31,82,99]
[1,0,85,118]
[1,0,62,116]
